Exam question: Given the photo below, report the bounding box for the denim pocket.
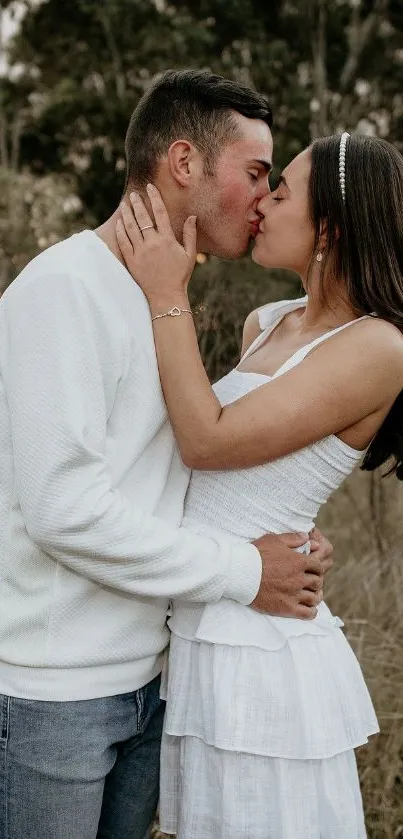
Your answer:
[0,695,10,742]
[134,684,145,732]
[136,675,162,735]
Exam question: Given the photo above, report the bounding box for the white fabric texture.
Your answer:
[160,735,367,839]
[0,230,261,701]
[160,298,378,837]
[162,632,378,761]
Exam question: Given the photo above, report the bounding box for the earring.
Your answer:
[316,251,323,263]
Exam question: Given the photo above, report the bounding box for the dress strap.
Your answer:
[239,297,307,365]
[257,296,308,330]
[272,314,371,379]
[239,296,372,376]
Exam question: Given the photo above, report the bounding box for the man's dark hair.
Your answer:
[124,68,272,189]
[308,133,403,480]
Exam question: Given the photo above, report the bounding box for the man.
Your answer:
[0,69,332,839]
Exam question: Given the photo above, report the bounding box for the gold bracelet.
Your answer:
[151,306,193,322]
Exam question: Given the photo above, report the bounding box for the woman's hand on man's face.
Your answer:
[116,183,197,307]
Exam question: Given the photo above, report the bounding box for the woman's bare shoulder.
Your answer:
[342,315,403,354]
[305,314,403,398]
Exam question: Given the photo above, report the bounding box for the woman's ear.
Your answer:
[167,140,201,187]
[318,218,329,251]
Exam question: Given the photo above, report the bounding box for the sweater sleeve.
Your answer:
[1,271,261,605]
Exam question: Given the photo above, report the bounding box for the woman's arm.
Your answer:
[117,188,403,470]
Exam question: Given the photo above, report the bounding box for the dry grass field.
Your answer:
[153,469,403,839]
[317,470,403,838]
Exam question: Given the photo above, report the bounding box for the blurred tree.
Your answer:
[0,166,93,293]
[1,0,401,366]
[1,0,221,217]
[1,0,401,224]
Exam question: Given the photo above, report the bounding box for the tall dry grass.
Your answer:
[317,469,403,838]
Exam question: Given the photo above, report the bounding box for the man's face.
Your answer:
[192,113,273,259]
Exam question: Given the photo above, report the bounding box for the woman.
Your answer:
[116,133,403,838]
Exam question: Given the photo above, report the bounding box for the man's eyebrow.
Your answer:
[251,159,272,173]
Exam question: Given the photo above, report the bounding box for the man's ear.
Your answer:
[167,140,201,187]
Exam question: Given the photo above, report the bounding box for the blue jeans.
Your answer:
[0,674,164,839]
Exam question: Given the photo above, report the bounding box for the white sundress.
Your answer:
[159,297,379,839]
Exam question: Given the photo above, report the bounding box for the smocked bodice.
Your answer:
[183,298,365,544]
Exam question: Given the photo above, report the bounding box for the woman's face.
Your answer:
[252,147,316,277]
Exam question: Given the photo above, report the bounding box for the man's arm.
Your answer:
[2,270,331,617]
[1,270,260,605]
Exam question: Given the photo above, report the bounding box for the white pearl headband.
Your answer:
[339,132,350,201]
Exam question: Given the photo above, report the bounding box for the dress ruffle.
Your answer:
[169,599,344,651]
[162,610,379,760]
[159,735,368,839]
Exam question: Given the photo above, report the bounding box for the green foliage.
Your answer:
[1,0,402,222]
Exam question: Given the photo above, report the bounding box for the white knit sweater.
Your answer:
[0,230,261,701]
